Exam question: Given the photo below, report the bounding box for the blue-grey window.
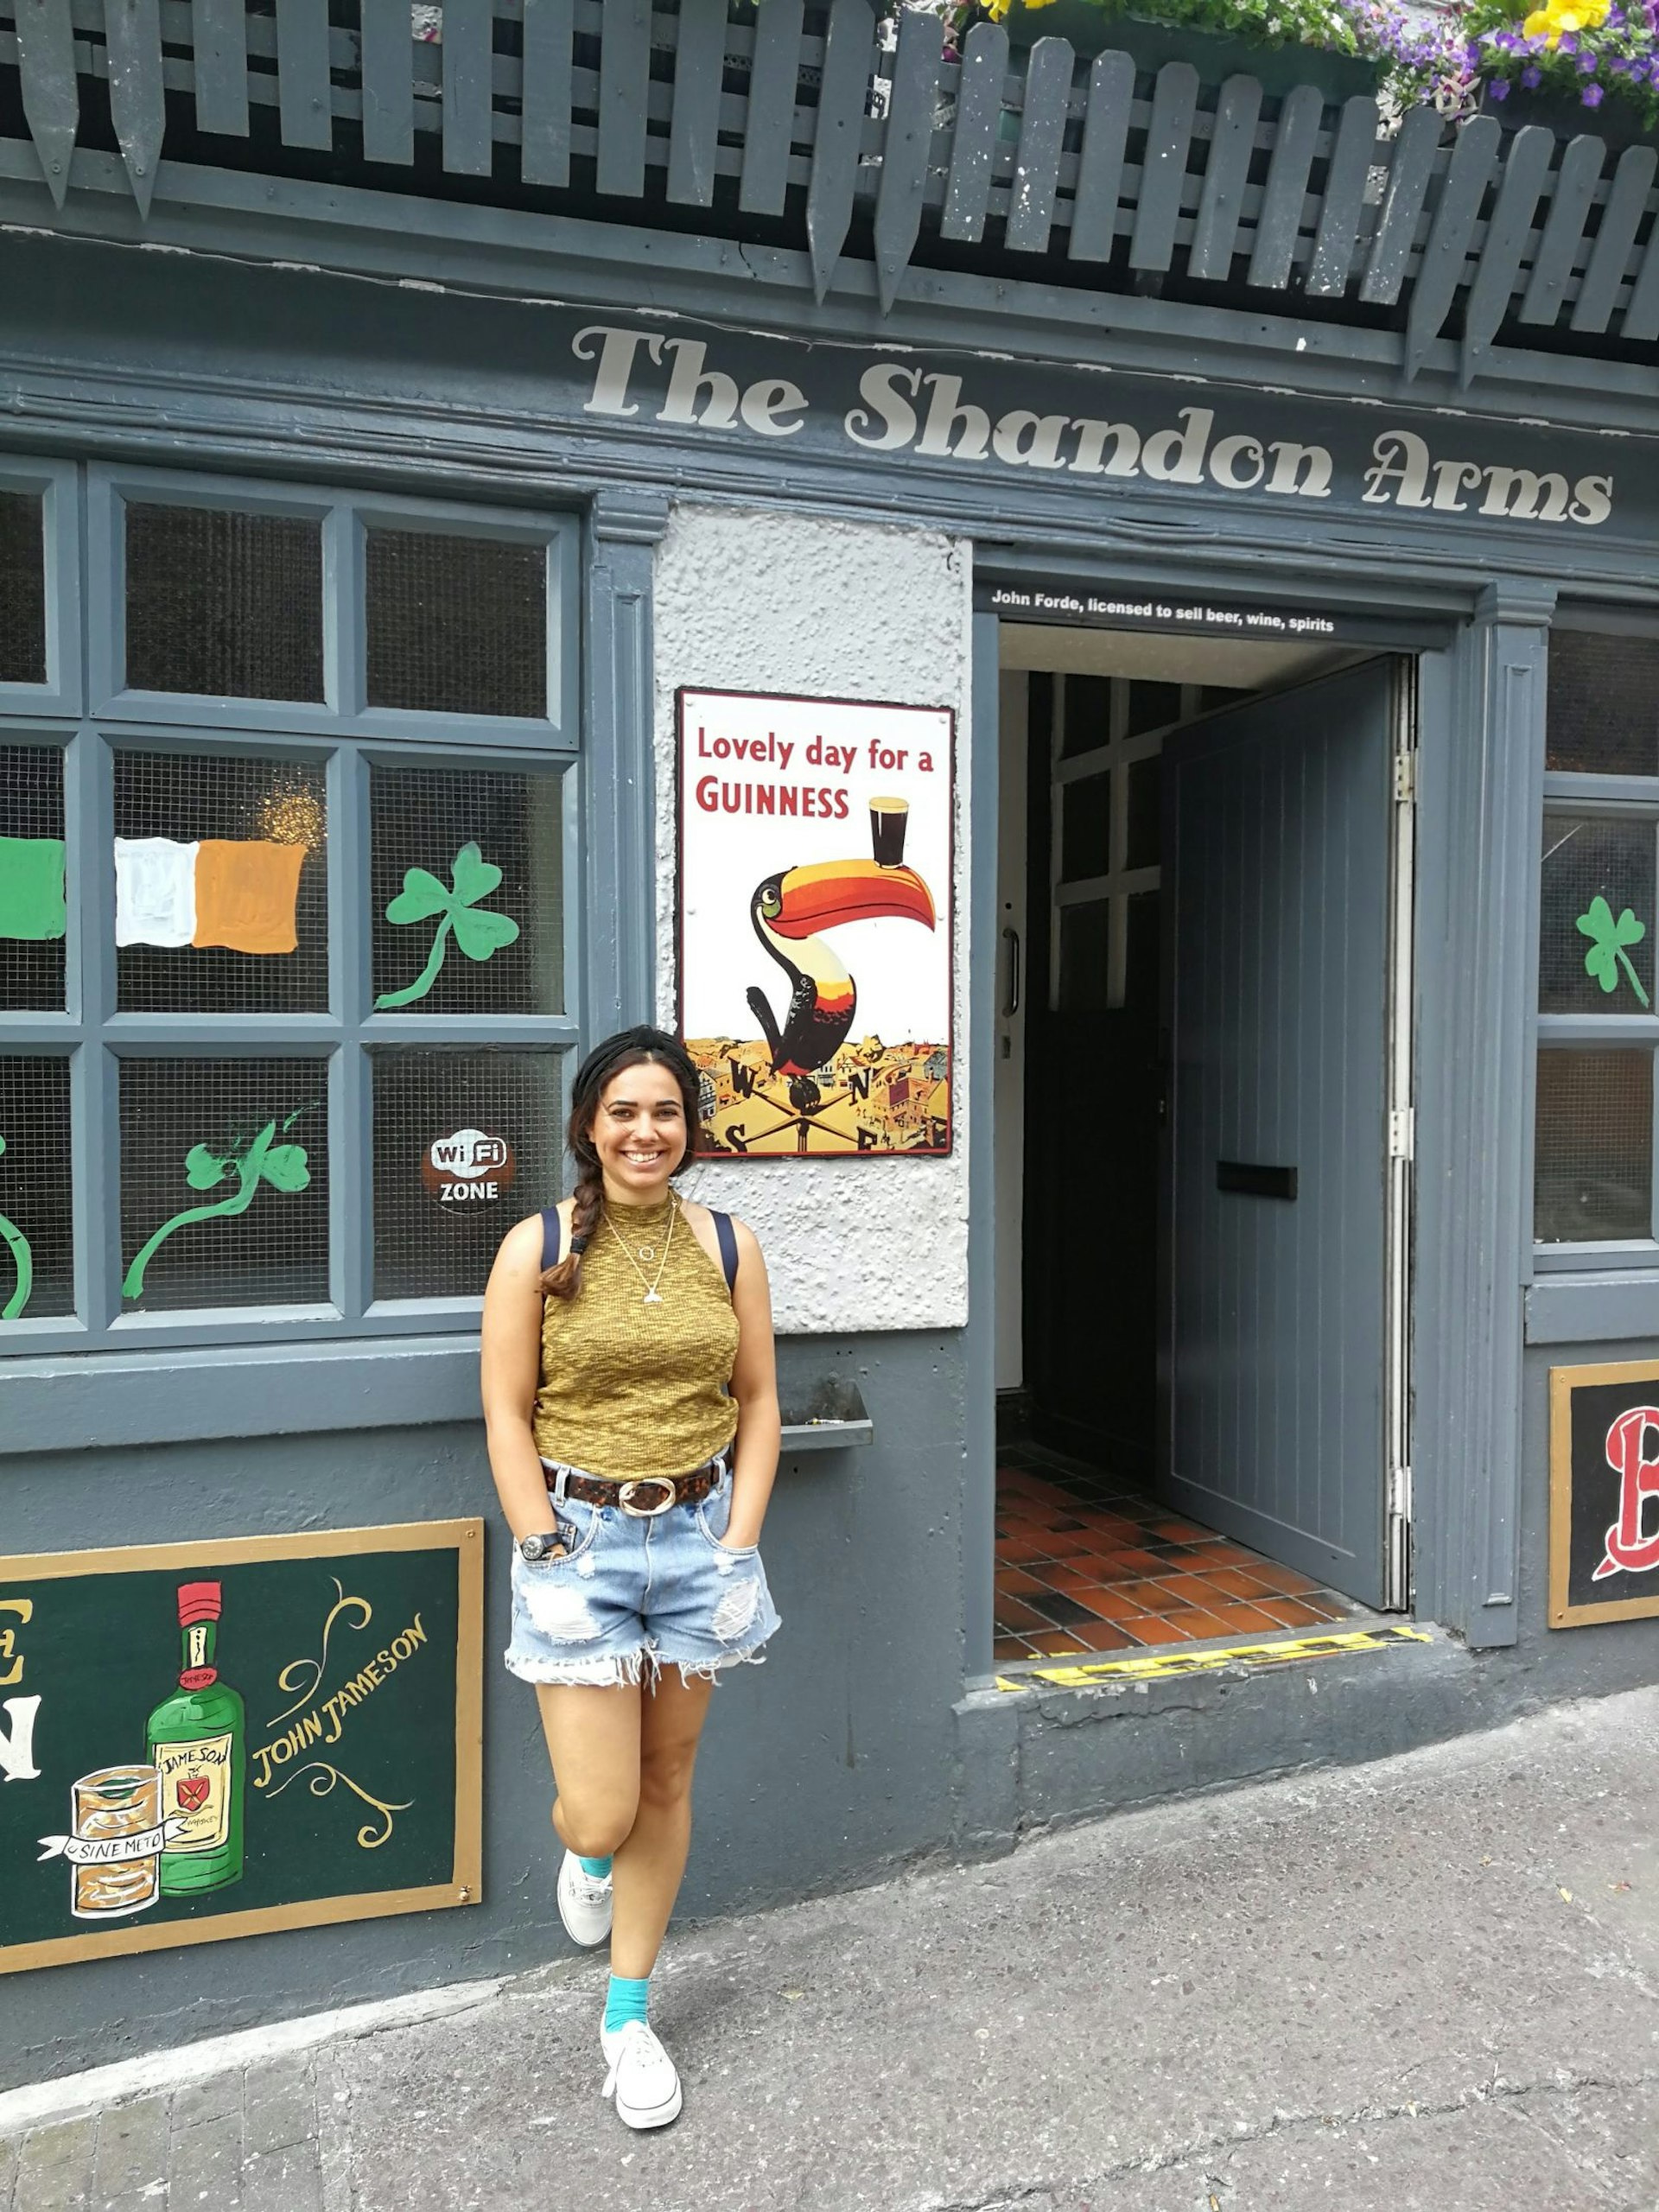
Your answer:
[1535,619,1659,1269]
[0,464,580,1352]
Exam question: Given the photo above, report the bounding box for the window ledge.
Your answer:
[0,1344,880,1459]
[0,1334,484,1457]
[1526,1274,1659,1346]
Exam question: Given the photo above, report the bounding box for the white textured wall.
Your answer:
[652,503,973,1334]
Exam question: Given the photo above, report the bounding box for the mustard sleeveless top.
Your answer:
[532,1196,741,1482]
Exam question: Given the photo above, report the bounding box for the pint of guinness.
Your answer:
[870,796,909,868]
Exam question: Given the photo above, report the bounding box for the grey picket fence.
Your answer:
[2,0,1656,376]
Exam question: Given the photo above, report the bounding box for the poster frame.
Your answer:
[0,1517,484,1975]
[675,683,957,1162]
[1548,1359,1659,1628]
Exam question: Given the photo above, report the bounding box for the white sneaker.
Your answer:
[601,2018,683,2130]
[556,1850,613,1948]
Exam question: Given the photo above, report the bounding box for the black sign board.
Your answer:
[1549,1363,1659,1628]
[0,1521,483,1973]
[973,582,1438,648]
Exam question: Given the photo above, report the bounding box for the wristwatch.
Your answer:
[518,1529,567,1563]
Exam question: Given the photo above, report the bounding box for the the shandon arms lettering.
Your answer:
[571,324,1616,528]
[1363,430,1612,526]
[844,367,1332,499]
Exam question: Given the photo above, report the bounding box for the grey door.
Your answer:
[1162,660,1397,1608]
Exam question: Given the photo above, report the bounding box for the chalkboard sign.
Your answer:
[1549,1362,1659,1629]
[0,1521,482,1974]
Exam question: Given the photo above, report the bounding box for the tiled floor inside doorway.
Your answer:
[994,1448,1354,1662]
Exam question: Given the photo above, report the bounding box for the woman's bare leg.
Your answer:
[534,1681,642,1861]
[609,1670,715,1980]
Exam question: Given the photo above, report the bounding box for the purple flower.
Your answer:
[1488,72,1511,92]
[1583,79,1605,100]
[1558,31,1578,51]
[1578,47,1598,69]
[1522,62,1542,83]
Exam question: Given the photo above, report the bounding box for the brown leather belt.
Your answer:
[542,1459,724,1518]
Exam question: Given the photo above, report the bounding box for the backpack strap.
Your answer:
[711,1209,739,1297]
[540,1205,562,1274]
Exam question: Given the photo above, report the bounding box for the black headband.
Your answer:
[571,1025,689,1096]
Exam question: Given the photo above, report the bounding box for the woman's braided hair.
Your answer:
[540,1026,703,1302]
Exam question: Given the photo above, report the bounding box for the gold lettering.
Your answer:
[0,1598,33,1689]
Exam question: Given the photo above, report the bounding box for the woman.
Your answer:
[480,1025,781,2133]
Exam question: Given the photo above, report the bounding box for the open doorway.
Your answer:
[994,625,1414,1664]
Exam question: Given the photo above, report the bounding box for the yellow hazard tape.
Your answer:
[994,1623,1434,1693]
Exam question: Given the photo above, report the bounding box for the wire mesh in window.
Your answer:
[124,502,325,701]
[1547,632,1659,778]
[1539,814,1656,1014]
[118,1058,329,1311]
[0,743,67,1010]
[365,529,547,719]
[0,1056,73,1322]
[372,1047,565,1300]
[1057,900,1110,1014]
[1060,772,1110,884]
[1535,1048,1653,1245]
[0,491,47,685]
[371,764,563,1015]
[1060,675,1111,760]
[1126,754,1161,871]
[113,752,327,1013]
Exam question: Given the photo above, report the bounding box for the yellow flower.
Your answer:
[985,0,1012,16]
[1524,0,1610,44]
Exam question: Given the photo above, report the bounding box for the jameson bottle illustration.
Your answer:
[145,1580,246,1896]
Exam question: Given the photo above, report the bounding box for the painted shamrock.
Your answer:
[123,1116,311,1301]
[0,1133,32,1322]
[1576,894,1650,1008]
[375,842,520,1009]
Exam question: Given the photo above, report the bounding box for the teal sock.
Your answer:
[604,1974,650,2036]
[577,1853,613,1880]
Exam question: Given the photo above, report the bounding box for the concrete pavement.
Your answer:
[4,1682,1657,2211]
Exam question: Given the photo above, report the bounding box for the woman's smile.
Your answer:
[591,1063,690,1201]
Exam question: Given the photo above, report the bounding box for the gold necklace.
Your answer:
[602,1199,677,1306]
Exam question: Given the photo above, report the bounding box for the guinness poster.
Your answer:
[677,689,954,1158]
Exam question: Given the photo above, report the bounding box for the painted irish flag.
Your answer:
[0,837,67,942]
[114,838,306,954]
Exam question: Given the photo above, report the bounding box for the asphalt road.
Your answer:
[4,1683,1657,2211]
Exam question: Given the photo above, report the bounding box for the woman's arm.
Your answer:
[721,1220,780,1551]
[480,1211,563,1545]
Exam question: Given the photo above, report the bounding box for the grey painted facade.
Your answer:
[3,64,1659,2082]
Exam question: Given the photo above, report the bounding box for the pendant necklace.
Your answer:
[603,1198,676,1306]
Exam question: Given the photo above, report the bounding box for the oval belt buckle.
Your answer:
[618,1478,677,1519]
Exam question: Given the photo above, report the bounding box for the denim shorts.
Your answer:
[503,1457,782,1689]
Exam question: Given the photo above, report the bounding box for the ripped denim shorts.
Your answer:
[503,1455,782,1689]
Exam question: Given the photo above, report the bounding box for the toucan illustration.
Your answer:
[748,860,937,1077]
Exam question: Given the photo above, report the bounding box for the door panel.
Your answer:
[1162,660,1395,1605]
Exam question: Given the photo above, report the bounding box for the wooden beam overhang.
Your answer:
[0,0,1655,435]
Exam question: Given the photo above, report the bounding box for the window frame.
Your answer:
[1049,675,1217,1014]
[0,457,82,718]
[86,467,580,750]
[1535,609,1659,1274]
[1,464,583,1357]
